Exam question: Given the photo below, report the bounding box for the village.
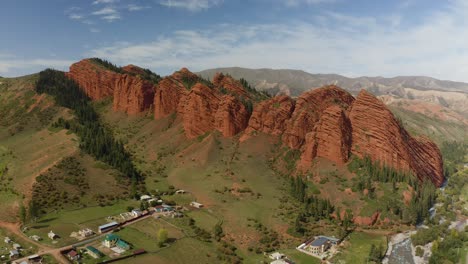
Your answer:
[7,190,206,264]
[2,186,352,264]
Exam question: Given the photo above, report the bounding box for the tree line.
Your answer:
[36,69,142,183]
[348,155,436,225]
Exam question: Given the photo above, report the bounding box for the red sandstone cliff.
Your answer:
[283,85,355,149]
[349,90,444,186]
[67,59,155,115]
[65,59,444,186]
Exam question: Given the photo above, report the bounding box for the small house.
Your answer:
[98,221,119,233]
[30,235,42,241]
[271,259,294,264]
[4,237,11,243]
[78,228,94,237]
[9,250,19,259]
[190,201,204,208]
[269,252,285,260]
[175,190,186,194]
[103,233,120,248]
[48,231,59,240]
[116,239,130,251]
[131,209,142,217]
[86,246,103,259]
[67,250,80,261]
[28,254,42,263]
[12,243,21,250]
[305,237,331,255]
[140,195,152,201]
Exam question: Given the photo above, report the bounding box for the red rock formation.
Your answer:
[122,64,146,75]
[349,90,444,186]
[213,73,249,98]
[67,59,155,115]
[214,95,250,137]
[283,85,355,149]
[67,59,118,100]
[113,74,155,115]
[241,95,295,141]
[299,105,352,168]
[182,83,220,138]
[154,77,187,119]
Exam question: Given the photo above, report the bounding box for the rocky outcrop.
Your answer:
[215,95,250,137]
[65,59,444,186]
[182,83,220,138]
[241,95,295,141]
[67,59,155,114]
[113,75,155,115]
[299,105,352,168]
[213,73,249,98]
[67,59,117,100]
[283,85,354,149]
[349,90,444,186]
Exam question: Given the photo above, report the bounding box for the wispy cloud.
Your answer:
[68,14,84,20]
[284,0,336,7]
[87,0,468,82]
[126,4,150,11]
[159,0,222,11]
[92,0,119,5]
[92,7,121,21]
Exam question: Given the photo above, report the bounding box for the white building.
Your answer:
[190,201,204,208]
[48,231,58,240]
[140,195,152,201]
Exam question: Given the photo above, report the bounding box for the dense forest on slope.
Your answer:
[348,156,436,225]
[35,69,142,184]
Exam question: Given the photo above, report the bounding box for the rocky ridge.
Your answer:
[66,59,444,187]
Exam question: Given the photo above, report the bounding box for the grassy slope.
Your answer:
[390,106,467,144]
[0,75,79,222]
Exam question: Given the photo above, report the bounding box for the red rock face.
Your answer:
[113,74,155,115]
[213,73,249,98]
[154,77,187,119]
[241,95,295,141]
[67,59,117,100]
[283,85,355,149]
[65,59,444,186]
[215,95,250,137]
[349,90,444,186]
[67,59,155,115]
[299,105,352,169]
[182,83,220,138]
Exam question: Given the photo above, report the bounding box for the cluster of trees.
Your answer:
[239,78,271,101]
[440,141,467,177]
[348,155,436,225]
[367,243,385,263]
[89,58,123,73]
[429,229,467,264]
[36,69,141,183]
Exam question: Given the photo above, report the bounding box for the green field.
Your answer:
[24,200,140,247]
[332,231,387,263]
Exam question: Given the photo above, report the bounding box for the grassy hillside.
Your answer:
[390,106,467,144]
[0,75,78,222]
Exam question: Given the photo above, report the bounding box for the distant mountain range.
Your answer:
[198,67,468,95]
[198,67,468,117]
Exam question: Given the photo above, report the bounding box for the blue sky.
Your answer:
[1,0,468,82]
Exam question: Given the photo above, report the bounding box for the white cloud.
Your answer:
[87,1,468,82]
[90,28,101,33]
[92,7,121,21]
[159,0,222,11]
[69,14,84,20]
[92,7,118,15]
[127,4,150,11]
[92,0,119,5]
[284,0,336,7]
